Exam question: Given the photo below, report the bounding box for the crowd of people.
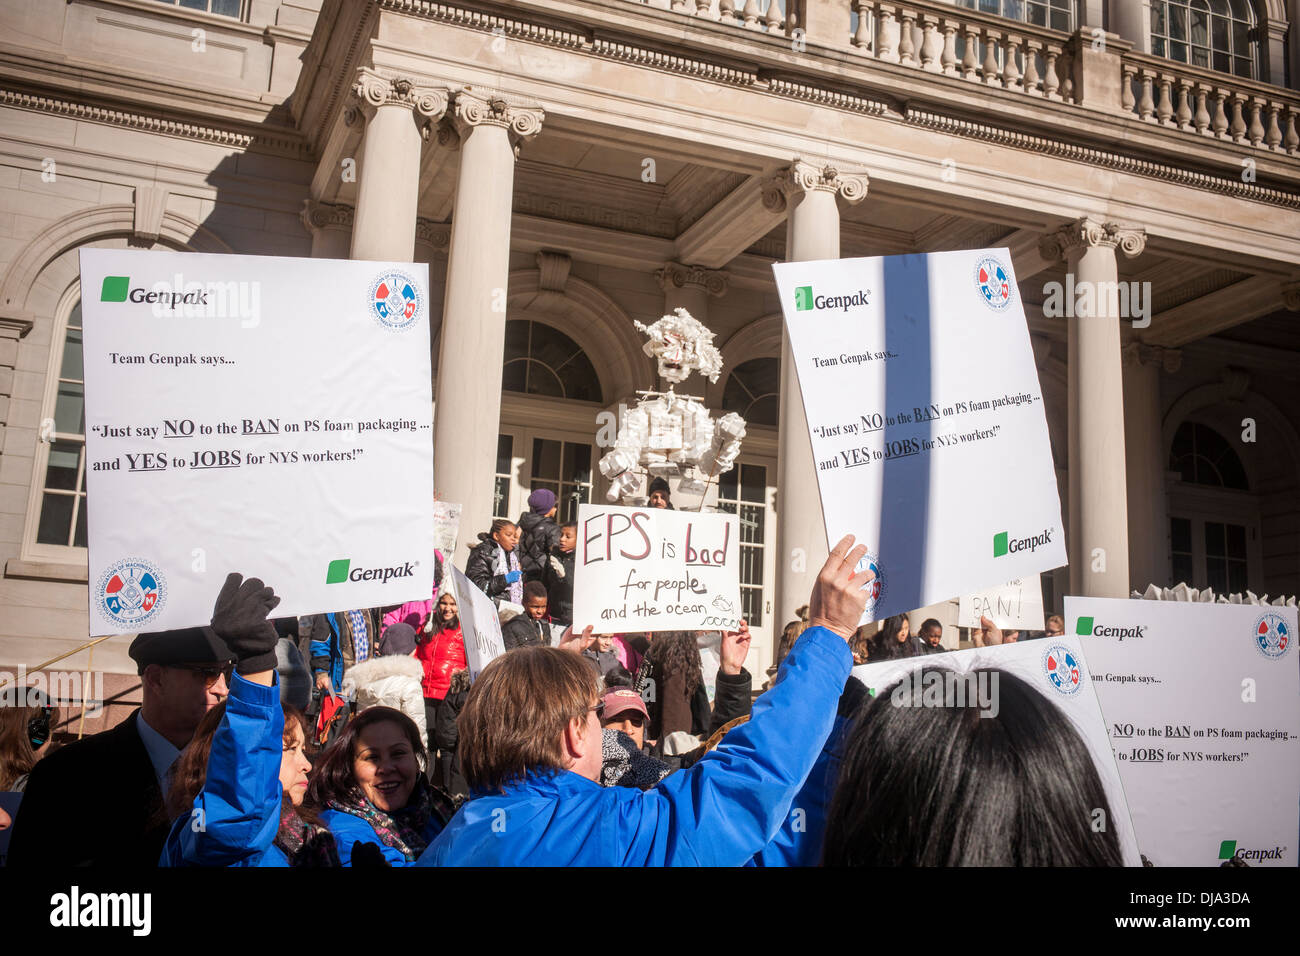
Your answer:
[0,476,1119,867]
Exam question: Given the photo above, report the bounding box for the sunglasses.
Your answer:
[171,662,234,687]
[588,701,606,719]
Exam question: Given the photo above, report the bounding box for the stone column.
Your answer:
[434,88,544,561]
[1122,343,1181,593]
[1040,217,1146,597]
[349,70,448,262]
[762,160,868,635]
[655,262,728,326]
[300,200,354,259]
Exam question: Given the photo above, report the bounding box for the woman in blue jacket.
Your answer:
[418,535,874,867]
[305,706,452,866]
[161,669,337,867]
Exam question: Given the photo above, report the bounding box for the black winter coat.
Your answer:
[516,512,561,581]
[7,710,168,867]
[434,670,470,753]
[464,534,515,603]
[545,548,575,626]
[501,614,549,651]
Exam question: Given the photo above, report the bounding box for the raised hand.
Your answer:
[210,572,281,674]
[972,614,1005,647]
[808,536,875,640]
[558,624,597,655]
[719,620,751,676]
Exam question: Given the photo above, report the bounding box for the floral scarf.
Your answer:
[325,781,436,863]
[275,804,340,867]
[494,543,523,605]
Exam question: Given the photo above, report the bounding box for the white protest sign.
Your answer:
[1066,596,1299,867]
[79,249,434,635]
[957,577,1046,630]
[852,639,1142,866]
[772,249,1065,623]
[573,504,741,634]
[452,566,506,681]
[432,501,462,599]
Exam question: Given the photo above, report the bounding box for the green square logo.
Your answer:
[326,558,351,584]
[993,531,1008,557]
[100,276,130,302]
[1076,616,1094,636]
[1218,839,1237,860]
[795,286,814,311]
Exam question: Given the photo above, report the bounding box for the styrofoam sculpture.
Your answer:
[600,308,745,505]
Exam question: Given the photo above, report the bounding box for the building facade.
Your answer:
[1,0,1298,727]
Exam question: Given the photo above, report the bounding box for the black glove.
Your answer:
[211,572,281,675]
[350,841,392,868]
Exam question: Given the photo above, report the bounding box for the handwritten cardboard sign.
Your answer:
[452,566,506,682]
[957,577,1045,630]
[573,504,742,634]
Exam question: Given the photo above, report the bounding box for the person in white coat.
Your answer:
[341,623,427,738]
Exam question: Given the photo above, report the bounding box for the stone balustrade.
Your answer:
[1122,50,1300,155]
[846,0,1075,101]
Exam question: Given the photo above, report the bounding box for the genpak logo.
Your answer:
[1075,616,1146,640]
[993,527,1053,557]
[1253,611,1290,660]
[1218,839,1285,862]
[327,558,417,585]
[791,285,870,313]
[101,276,130,302]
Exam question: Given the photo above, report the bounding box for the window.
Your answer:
[529,438,593,524]
[493,435,514,519]
[955,0,1074,32]
[1150,0,1257,78]
[1204,521,1249,593]
[716,462,767,627]
[721,358,779,428]
[1169,422,1249,489]
[154,0,243,17]
[34,299,88,550]
[502,320,603,403]
[1170,516,1194,584]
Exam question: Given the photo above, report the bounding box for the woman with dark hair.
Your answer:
[635,630,709,742]
[416,591,467,753]
[0,686,57,792]
[870,613,916,661]
[306,706,453,866]
[465,518,523,606]
[162,669,337,867]
[822,668,1123,866]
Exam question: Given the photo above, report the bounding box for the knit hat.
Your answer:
[378,622,417,657]
[527,488,557,514]
[647,477,671,498]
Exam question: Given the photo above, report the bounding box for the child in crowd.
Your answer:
[545,522,577,627]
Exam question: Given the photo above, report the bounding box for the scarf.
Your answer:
[494,543,523,605]
[347,609,370,662]
[600,728,672,790]
[275,804,340,867]
[325,781,435,863]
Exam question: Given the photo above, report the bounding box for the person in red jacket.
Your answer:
[415,592,467,757]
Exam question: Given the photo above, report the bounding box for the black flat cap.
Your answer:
[129,626,234,673]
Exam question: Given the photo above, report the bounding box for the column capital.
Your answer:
[1282,277,1300,311]
[655,262,729,298]
[350,68,449,136]
[300,199,354,234]
[415,217,450,253]
[1039,217,1146,262]
[760,159,869,213]
[1121,342,1182,374]
[448,87,545,156]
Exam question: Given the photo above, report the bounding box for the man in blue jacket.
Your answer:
[418,535,874,867]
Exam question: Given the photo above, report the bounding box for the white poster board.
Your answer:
[772,249,1065,623]
[79,249,434,635]
[957,577,1046,630]
[573,504,741,633]
[452,566,506,681]
[1066,596,1300,867]
[432,501,462,599]
[851,638,1142,866]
